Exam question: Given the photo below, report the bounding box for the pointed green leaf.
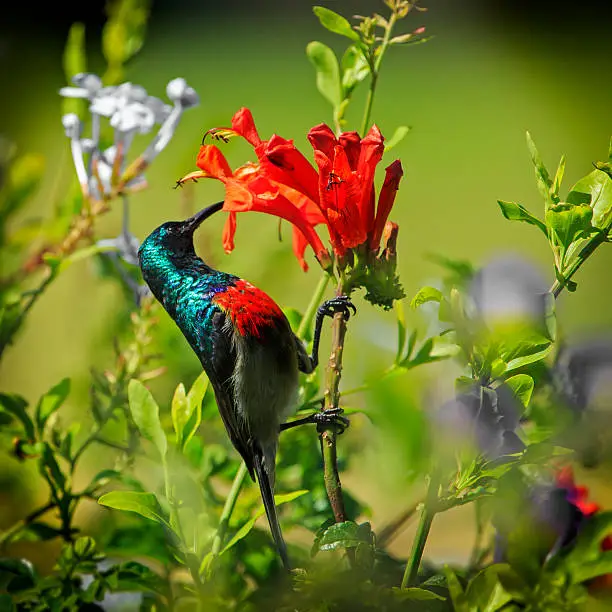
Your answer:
[313,6,360,42]
[35,378,70,434]
[567,169,612,230]
[384,126,411,152]
[505,345,552,373]
[410,286,442,309]
[341,45,369,97]
[496,201,547,235]
[526,132,553,209]
[306,41,342,109]
[98,491,171,530]
[545,203,593,250]
[171,383,187,449]
[503,374,534,409]
[0,393,34,440]
[128,379,167,458]
[552,154,566,199]
[219,490,308,555]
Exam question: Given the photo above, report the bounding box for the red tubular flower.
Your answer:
[180,144,330,271]
[181,108,403,270]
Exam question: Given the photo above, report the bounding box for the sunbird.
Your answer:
[138,201,354,569]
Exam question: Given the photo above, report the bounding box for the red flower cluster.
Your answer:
[178,108,403,271]
[556,465,612,588]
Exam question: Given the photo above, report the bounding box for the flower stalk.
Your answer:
[320,278,352,523]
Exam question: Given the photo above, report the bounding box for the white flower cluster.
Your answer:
[59,74,198,302]
[60,73,198,199]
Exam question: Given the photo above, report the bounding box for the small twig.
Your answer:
[377,500,421,548]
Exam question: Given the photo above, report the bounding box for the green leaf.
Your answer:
[98,491,171,530]
[0,558,36,593]
[128,379,167,458]
[545,203,593,250]
[171,383,188,448]
[392,587,446,601]
[394,299,407,364]
[552,155,566,198]
[503,374,534,409]
[464,564,527,611]
[567,169,612,230]
[185,372,208,442]
[41,443,66,489]
[172,373,207,451]
[62,23,86,116]
[444,566,469,612]
[63,23,86,82]
[35,378,70,434]
[315,520,373,553]
[496,201,547,235]
[0,393,34,440]
[410,286,442,309]
[102,0,150,83]
[505,345,552,373]
[341,45,369,97]
[220,490,308,555]
[313,6,360,42]
[306,41,342,109]
[384,126,411,152]
[526,131,553,209]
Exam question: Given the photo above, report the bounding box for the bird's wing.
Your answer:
[207,309,256,478]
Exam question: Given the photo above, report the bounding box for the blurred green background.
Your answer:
[1,0,612,572]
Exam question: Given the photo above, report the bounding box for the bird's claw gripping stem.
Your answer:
[318,296,356,321]
[314,407,350,434]
[280,407,350,435]
[309,296,356,369]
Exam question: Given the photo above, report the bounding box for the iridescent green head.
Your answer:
[139,201,224,262]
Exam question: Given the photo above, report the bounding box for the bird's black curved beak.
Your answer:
[181,201,225,235]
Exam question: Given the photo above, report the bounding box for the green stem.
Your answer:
[359,12,398,136]
[210,461,249,556]
[550,231,607,298]
[297,273,331,340]
[0,502,57,548]
[401,474,439,588]
[321,279,352,525]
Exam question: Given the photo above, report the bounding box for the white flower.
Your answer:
[59,73,102,99]
[166,77,199,109]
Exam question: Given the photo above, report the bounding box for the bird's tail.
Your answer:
[253,450,291,571]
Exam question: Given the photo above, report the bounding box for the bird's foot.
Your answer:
[318,296,356,322]
[314,407,350,434]
[280,407,350,434]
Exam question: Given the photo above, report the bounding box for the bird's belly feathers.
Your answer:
[232,332,299,447]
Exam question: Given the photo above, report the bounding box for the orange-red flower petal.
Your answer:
[370,160,403,250]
